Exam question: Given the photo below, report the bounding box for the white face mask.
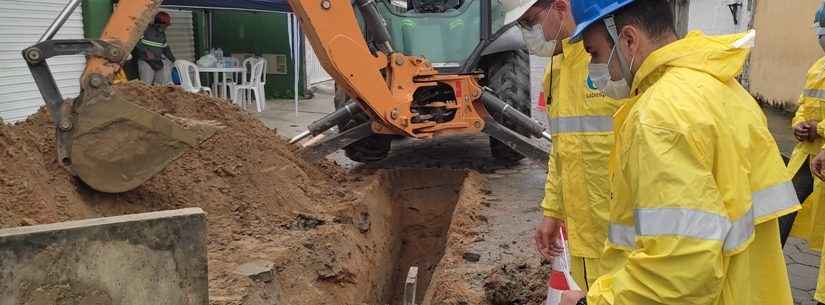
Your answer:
[587,42,632,99]
[522,23,557,57]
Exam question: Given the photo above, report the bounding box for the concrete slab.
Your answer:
[0,208,208,305]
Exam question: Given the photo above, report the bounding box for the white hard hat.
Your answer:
[502,0,540,25]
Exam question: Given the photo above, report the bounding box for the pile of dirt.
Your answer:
[0,81,383,304]
[483,260,550,305]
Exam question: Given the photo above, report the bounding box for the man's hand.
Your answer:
[812,149,825,181]
[535,216,564,260]
[560,290,586,305]
[794,121,818,142]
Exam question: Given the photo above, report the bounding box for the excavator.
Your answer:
[23,0,551,194]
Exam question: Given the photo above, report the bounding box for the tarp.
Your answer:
[162,0,291,12]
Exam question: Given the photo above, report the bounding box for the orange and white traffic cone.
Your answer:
[545,229,581,305]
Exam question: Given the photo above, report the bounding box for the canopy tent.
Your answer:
[162,0,291,12]
[162,0,303,112]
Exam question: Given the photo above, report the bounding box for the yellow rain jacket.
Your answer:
[788,56,825,251]
[587,31,799,305]
[541,39,622,262]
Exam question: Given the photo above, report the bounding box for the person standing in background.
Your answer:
[792,4,825,305]
[136,12,175,85]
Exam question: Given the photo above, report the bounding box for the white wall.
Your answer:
[0,0,86,123]
[687,0,753,34]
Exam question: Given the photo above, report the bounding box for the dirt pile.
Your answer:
[483,260,550,305]
[0,82,374,304]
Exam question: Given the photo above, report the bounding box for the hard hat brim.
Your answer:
[504,0,539,26]
[570,1,634,42]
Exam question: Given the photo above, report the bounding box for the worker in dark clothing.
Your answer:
[135,12,175,85]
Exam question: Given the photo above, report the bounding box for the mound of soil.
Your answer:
[0,82,376,304]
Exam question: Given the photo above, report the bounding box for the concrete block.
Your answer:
[0,208,208,305]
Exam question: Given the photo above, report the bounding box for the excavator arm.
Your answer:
[25,0,549,194]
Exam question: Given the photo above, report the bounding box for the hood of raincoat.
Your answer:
[632,30,754,94]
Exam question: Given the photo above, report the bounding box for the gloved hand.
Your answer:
[794,121,818,142]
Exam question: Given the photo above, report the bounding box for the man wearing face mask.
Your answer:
[507,0,622,290]
[556,0,799,304]
[791,4,825,305]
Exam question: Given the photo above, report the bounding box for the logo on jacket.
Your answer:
[586,76,598,90]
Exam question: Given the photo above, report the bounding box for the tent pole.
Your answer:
[293,14,300,115]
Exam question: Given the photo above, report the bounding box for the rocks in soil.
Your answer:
[236,260,276,283]
[462,252,481,262]
[292,214,326,230]
[355,211,370,233]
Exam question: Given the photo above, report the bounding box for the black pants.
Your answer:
[780,157,814,247]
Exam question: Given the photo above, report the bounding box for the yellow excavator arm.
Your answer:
[24,0,550,193]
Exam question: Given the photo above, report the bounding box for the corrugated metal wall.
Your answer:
[0,0,86,123]
[305,36,330,86]
[162,9,196,61]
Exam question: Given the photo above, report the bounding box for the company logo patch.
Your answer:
[586,76,598,90]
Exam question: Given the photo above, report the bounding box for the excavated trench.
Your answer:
[356,169,480,305]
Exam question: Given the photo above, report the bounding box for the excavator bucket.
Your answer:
[68,88,219,193]
[20,0,222,193]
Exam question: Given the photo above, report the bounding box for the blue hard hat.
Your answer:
[570,0,635,42]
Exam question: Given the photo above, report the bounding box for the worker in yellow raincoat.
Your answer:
[511,0,622,290]
[556,0,800,304]
[791,4,825,305]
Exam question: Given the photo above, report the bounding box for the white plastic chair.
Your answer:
[231,60,266,112]
[174,60,211,96]
[217,57,241,98]
[257,58,268,97]
[239,57,259,102]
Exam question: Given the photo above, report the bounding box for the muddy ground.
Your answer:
[0,82,548,305]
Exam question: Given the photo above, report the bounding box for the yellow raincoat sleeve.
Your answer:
[541,153,564,218]
[588,123,727,305]
[793,94,820,127]
[540,56,564,219]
